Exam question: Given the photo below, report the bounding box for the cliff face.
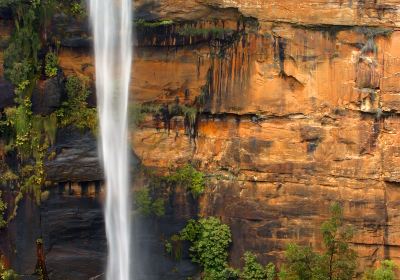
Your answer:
[127,1,400,272]
[127,0,400,270]
[2,0,400,278]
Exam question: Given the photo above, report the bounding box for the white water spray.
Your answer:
[89,0,132,280]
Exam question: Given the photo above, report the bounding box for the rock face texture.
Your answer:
[127,0,400,272]
[2,0,400,279]
[45,127,103,183]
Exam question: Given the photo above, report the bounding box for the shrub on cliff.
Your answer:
[70,2,86,17]
[0,262,17,280]
[363,260,397,280]
[0,192,7,229]
[279,203,357,280]
[241,252,276,280]
[167,164,205,198]
[178,218,276,280]
[56,75,97,132]
[134,187,164,217]
[180,217,232,278]
[44,51,58,78]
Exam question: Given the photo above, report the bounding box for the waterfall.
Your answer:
[89,0,133,279]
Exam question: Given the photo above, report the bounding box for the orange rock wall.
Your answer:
[126,16,400,270]
[4,0,400,272]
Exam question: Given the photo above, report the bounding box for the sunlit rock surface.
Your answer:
[2,0,400,278]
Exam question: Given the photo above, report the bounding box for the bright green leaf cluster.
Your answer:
[134,19,174,28]
[56,75,97,132]
[44,51,58,78]
[70,2,85,17]
[0,263,18,280]
[167,164,205,198]
[180,217,232,277]
[241,252,275,280]
[363,260,397,280]
[134,187,165,217]
[0,192,7,229]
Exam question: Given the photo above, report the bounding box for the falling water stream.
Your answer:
[89,0,133,279]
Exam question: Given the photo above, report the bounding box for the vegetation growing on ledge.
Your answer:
[167,164,205,198]
[165,234,183,261]
[44,51,59,78]
[0,0,97,233]
[129,100,199,140]
[56,75,97,132]
[175,217,276,280]
[129,103,161,128]
[180,217,235,279]
[0,0,56,211]
[134,19,174,28]
[363,260,397,280]
[166,204,397,280]
[280,203,356,280]
[241,252,276,280]
[0,262,18,280]
[0,192,7,229]
[70,1,86,17]
[134,187,165,217]
[291,24,393,41]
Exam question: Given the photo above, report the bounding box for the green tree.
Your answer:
[241,252,276,280]
[280,203,357,280]
[180,217,232,278]
[363,260,397,280]
[322,203,356,280]
[56,76,97,132]
[279,243,324,280]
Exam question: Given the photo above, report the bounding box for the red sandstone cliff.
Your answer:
[2,0,400,276]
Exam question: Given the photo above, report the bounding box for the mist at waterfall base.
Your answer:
[89,0,133,279]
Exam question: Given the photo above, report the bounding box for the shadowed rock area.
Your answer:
[2,0,400,279]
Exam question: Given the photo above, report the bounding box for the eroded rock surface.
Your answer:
[2,0,400,278]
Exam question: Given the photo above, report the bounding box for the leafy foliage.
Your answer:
[241,252,276,280]
[0,271,18,280]
[167,164,205,198]
[178,218,278,280]
[56,75,97,132]
[180,217,232,277]
[0,257,17,280]
[363,260,397,280]
[0,0,65,219]
[279,243,324,280]
[0,192,7,229]
[135,19,174,28]
[204,267,240,280]
[181,105,197,127]
[129,103,161,128]
[321,204,357,280]
[165,234,183,261]
[134,187,165,217]
[44,51,58,78]
[280,203,357,280]
[2,0,52,84]
[129,104,146,127]
[70,1,85,17]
